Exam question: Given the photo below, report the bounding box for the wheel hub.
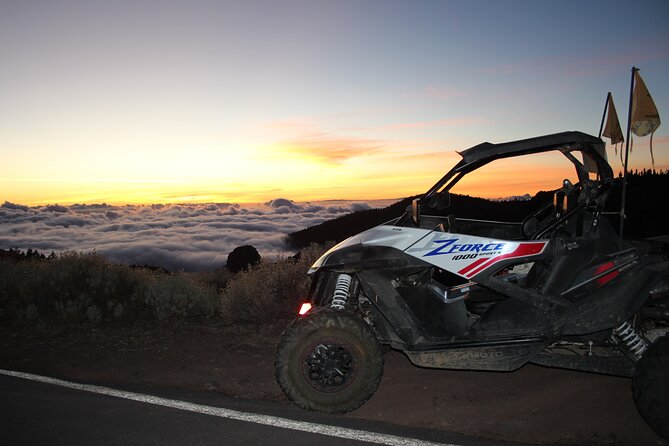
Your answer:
[303,341,357,392]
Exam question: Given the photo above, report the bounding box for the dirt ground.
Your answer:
[0,321,664,446]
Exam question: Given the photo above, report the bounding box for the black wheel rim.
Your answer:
[301,338,358,393]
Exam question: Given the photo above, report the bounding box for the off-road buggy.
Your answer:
[275,131,669,439]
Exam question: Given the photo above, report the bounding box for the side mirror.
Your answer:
[412,198,420,226]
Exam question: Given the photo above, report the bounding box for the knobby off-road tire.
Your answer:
[275,309,384,414]
[633,334,669,440]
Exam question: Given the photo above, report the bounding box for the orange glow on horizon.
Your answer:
[3,138,668,206]
[0,172,578,207]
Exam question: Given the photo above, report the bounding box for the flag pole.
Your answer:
[598,92,611,138]
[619,67,638,248]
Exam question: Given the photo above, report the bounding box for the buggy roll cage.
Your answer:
[420,131,614,210]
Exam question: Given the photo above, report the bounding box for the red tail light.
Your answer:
[298,302,312,316]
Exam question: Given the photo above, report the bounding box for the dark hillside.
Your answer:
[286,193,550,249]
[434,191,553,221]
[287,197,414,248]
[286,171,669,248]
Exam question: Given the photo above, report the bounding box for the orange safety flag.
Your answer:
[601,93,624,166]
[631,70,661,166]
[602,93,624,145]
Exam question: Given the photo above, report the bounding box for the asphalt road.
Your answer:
[0,370,528,446]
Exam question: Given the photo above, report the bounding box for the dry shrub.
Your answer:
[142,274,218,321]
[1,244,332,328]
[0,252,146,325]
[220,243,333,326]
[0,251,218,327]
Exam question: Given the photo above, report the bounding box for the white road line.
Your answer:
[1,368,458,446]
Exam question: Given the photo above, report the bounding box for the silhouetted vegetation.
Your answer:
[603,170,669,239]
[0,251,219,328]
[0,248,55,262]
[220,243,332,326]
[226,245,261,273]
[0,244,332,330]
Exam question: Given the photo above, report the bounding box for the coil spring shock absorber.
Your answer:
[331,274,352,310]
[614,320,648,359]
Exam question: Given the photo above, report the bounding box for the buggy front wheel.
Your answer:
[275,309,384,414]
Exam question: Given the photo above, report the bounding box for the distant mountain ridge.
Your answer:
[286,171,669,249]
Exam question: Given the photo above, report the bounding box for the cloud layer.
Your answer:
[0,199,393,271]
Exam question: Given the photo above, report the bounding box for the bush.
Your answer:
[141,274,218,321]
[220,243,332,326]
[0,251,218,328]
[42,252,149,323]
[193,268,233,293]
[1,252,143,325]
[1,244,333,329]
[0,258,39,323]
[226,245,261,273]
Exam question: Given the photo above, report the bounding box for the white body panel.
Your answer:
[310,224,548,278]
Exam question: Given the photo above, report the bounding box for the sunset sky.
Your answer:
[1,0,668,205]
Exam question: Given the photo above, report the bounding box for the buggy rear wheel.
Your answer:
[275,309,384,414]
[633,334,669,440]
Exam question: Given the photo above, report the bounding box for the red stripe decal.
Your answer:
[465,242,546,278]
[595,262,619,286]
[458,257,489,276]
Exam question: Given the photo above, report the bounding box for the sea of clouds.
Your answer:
[0,198,395,271]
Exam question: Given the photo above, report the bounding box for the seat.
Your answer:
[435,214,457,233]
